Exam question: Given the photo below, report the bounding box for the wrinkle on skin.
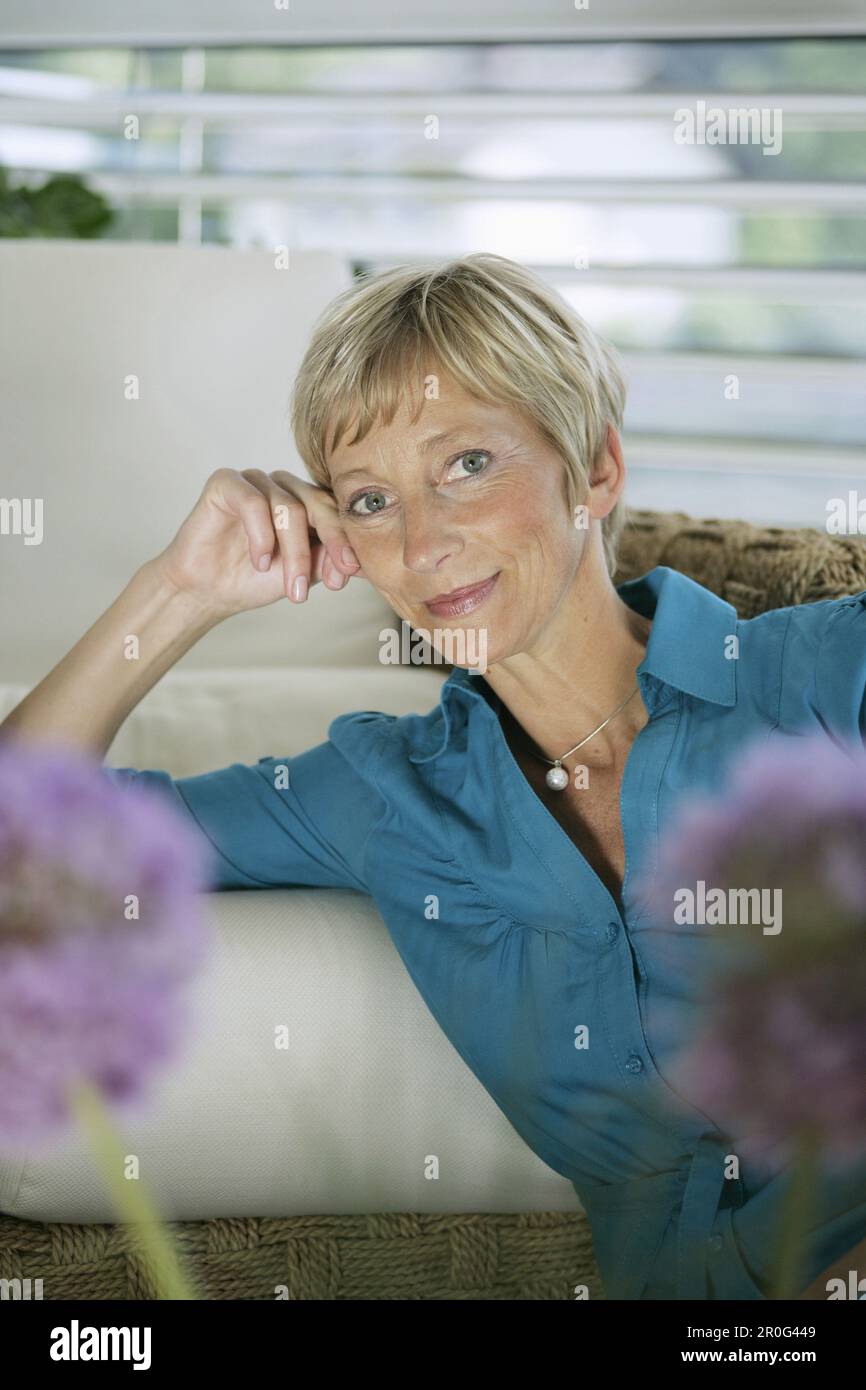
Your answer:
[325,367,650,771]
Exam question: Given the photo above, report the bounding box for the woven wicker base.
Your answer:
[0,1209,604,1300]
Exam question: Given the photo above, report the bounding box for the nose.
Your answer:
[400,495,464,575]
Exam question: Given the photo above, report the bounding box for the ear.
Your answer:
[587,424,626,521]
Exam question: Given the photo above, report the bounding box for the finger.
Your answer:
[268,469,360,576]
[271,490,312,601]
[319,547,347,592]
[315,524,360,580]
[310,541,328,586]
[320,548,348,590]
[310,542,356,592]
[241,469,311,592]
[232,469,278,571]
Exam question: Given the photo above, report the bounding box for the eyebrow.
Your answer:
[330,467,372,485]
[331,426,494,488]
[417,428,461,455]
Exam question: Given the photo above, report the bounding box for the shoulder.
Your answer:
[735,587,866,735]
[736,586,866,651]
[326,700,449,778]
[753,586,866,662]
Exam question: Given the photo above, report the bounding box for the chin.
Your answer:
[410,616,492,673]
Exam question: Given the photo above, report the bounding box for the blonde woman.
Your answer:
[5,253,866,1301]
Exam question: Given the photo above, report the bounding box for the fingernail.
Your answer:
[258,553,271,571]
[292,575,308,601]
[342,545,359,567]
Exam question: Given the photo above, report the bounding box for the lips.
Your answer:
[423,571,500,618]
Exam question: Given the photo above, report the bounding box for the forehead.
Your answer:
[326,374,525,481]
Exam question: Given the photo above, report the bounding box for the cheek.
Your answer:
[345,533,407,605]
[493,479,573,555]
[487,459,569,525]
[515,497,586,589]
[470,476,553,544]
[351,535,399,583]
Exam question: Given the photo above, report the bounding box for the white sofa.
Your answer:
[0,241,581,1220]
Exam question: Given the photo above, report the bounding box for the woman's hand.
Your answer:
[155,467,362,620]
[0,466,361,756]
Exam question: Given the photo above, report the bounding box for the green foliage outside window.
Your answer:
[0,167,114,238]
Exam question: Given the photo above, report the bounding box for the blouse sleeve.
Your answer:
[814,590,866,741]
[103,711,393,893]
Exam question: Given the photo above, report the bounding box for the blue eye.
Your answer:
[348,490,390,517]
[448,450,490,480]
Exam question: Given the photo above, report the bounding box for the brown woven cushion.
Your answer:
[616,508,866,618]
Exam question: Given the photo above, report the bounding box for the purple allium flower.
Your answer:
[638,732,866,1172]
[0,738,213,1154]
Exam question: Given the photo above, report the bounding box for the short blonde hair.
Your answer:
[290,252,628,577]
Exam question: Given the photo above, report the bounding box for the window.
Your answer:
[1,37,864,526]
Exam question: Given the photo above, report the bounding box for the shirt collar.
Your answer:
[618,564,738,708]
[408,565,737,764]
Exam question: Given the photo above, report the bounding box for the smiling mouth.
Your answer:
[423,571,501,617]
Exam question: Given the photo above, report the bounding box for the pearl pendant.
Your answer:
[545,763,569,791]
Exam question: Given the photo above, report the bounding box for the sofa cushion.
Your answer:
[0,887,580,1221]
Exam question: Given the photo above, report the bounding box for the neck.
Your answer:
[481,554,652,770]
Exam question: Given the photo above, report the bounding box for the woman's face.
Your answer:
[325,369,596,666]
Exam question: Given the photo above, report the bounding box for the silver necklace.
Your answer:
[533,686,641,791]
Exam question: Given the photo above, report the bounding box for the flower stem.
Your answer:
[68,1077,197,1300]
[769,1128,821,1301]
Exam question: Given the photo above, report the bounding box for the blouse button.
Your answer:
[625,1054,643,1073]
[605,921,619,943]
[708,1233,724,1254]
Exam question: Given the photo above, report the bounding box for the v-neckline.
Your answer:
[498,699,640,908]
[486,681,650,924]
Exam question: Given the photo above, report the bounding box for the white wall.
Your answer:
[0,241,400,683]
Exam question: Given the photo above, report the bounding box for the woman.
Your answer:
[4,252,866,1301]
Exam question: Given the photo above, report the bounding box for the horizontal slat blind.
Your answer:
[1,35,863,526]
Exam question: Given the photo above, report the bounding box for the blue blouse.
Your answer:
[108,565,866,1300]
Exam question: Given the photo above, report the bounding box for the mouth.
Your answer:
[423,571,501,618]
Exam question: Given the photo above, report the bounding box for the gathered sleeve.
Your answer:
[814,590,866,740]
[104,711,394,893]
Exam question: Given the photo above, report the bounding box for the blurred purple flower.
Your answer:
[639,732,866,1172]
[0,738,213,1154]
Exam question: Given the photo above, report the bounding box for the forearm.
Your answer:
[0,557,222,758]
